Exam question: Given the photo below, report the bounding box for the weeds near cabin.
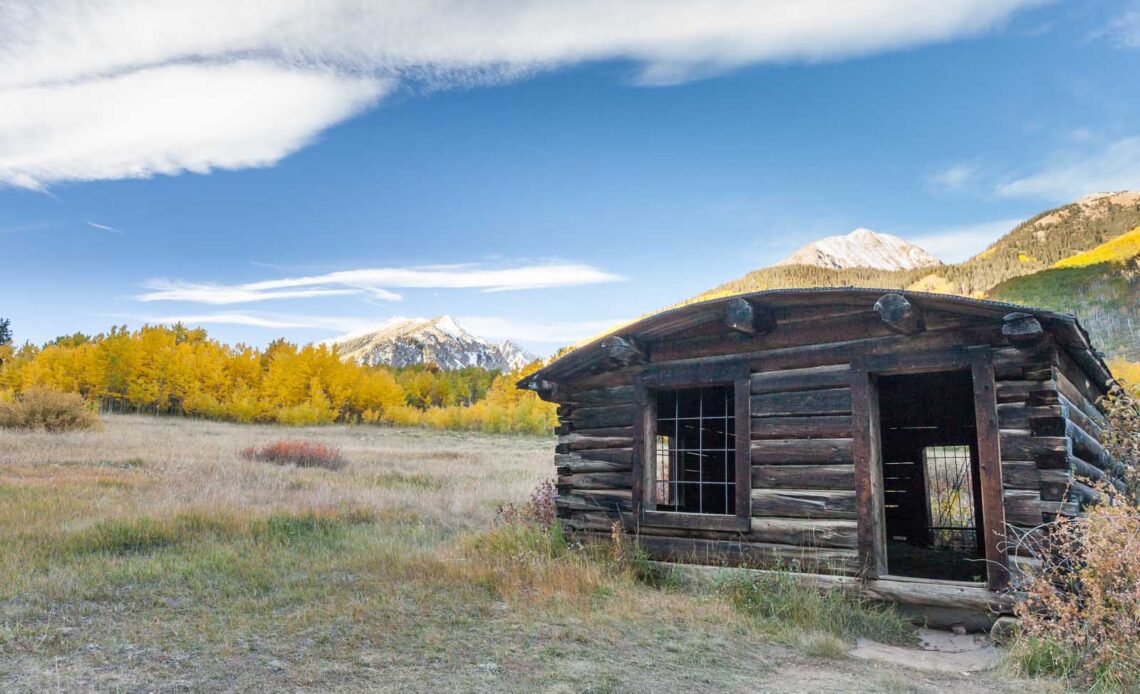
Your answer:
[241,440,348,470]
[718,568,914,647]
[1009,380,1140,692]
[0,387,101,432]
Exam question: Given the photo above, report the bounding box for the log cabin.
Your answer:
[517,288,1123,622]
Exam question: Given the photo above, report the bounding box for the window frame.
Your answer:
[633,361,752,532]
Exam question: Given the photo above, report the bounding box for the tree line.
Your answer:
[0,322,555,435]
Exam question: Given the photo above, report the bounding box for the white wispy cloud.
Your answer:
[909,218,1022,263]
[136,262,624,304]
[86,221,125,235]
[925,163,981,193]
[997,136,1140,201]
[0,61,385,189]
[133,311,623,345]
[1094,9,1140,48]
[0,0,1042,188]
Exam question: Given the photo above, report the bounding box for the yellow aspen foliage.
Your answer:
[0,324,555,434]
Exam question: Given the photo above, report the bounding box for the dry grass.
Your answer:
[0,416,1057,692]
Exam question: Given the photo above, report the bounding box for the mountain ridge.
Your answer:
[777,228,942,271]
[330,316,536,371]
[691,192,1140,360]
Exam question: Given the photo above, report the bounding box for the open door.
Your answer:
[852,348,1007,589]
[877,370,985,582]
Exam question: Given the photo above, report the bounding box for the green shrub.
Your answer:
[718,569,913,646]
[0,387,102,432]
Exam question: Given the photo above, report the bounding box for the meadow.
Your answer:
[0,416,1059,693]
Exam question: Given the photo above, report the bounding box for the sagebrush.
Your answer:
[241,440,349,470]
[0,387,102,432]
[1010,379,1140,691]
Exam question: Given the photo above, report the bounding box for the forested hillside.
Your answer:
[696,192,1140,360]
[989,227,1140,360]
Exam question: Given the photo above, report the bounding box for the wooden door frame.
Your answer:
[851,346,1008,590]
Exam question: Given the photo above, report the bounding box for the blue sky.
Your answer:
[2,1,1140,354]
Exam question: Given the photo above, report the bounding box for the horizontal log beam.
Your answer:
[998,431,1070,468]
[752,388,852,417]
[634,535,860,575]
[557,471,633,490]
[751,415,853,440]
[557,432,634,452]
[750,365,851,395]
[752,464,855,490]
[562,404,636,430]
[748,518,858,549]
[751,489,857,519]
[751,439,854,465]
[652,563,1021,613]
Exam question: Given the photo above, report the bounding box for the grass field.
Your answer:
[0,416,1060,692]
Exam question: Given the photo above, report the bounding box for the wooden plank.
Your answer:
[654,563,1021,613]
[631,382,652,519]
[995,403,1063,430]
[752,388,852,417]
[748,519,858,549]
[750,438,854,464]
[1000,461,1040,490]
[998,432,1070,468]
[639,510,748,532]
[557,431,634,452]
[970,346,1009,591]
[556,490,633,513]
[851,348,970,375]
[1004,490,1066,526]
[634,535,861,575]
[557,472,633,490]
[637,360,750,388]
[851,368,887,578]
[735,374,753,519]
[554,455,631,475]
[560,386,634,406]
[751,489,858,519]
[1055,369,1108,427]
[751,415,853,440]
[643,324,1001,375]
[1058,393,1105,442]
[567,403,636,430]
[749,365,851,395]
[752,464,855,490]
[996,380,1058,405]
[555,448,632,466]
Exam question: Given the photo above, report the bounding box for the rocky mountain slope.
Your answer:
[693,191,1140,359]
[330,316,536,371]
[776,228,941,271]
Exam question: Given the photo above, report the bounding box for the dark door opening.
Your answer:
[877,370,986,582]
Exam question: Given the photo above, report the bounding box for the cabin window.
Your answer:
[653,385,736,515]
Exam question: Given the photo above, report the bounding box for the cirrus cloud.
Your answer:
[0,0,1043,189]
[136,261,625,304]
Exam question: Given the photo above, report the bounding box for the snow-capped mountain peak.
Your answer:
[776,228,941,271]
[330,316,536,371]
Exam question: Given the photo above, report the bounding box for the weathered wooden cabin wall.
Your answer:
[548,296,1116,581]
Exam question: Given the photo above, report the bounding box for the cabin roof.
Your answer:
[518,287,1114,390]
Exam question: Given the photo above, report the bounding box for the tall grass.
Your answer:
[717,569,914,647]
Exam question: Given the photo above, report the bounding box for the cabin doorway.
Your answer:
[876,370,986,583]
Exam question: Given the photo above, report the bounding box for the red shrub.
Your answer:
[241,440,348,471]
[496,479,557,529]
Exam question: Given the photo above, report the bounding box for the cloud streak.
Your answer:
[132,311,623,345]
[137,262,624,304]
[997,136,1140,201]
[0,0,1042,188]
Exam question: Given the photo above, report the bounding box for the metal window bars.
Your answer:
[653,385,735,515]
